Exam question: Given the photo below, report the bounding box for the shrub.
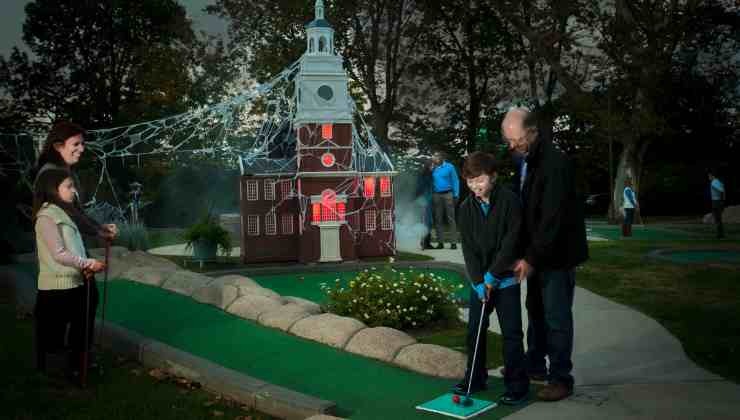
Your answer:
[182,214,232,256]
[114,223,150,251]
[320,266,465,330]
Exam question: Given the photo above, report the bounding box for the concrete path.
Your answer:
[400,245,740,419]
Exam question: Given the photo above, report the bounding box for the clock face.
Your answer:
[317,85,334,101]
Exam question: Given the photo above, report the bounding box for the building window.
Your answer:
[246,180,258,201]
[265,211,277,235]
[312,202,321,223]
[264,179,275,200]
[281,180,293,199]
[365,210,376,232]
[321,123,333,140]
[281,214,294,235]
[363,177,376,199]
[380,177,392,197]
[336,202,346,221]
[247,215,260,236]
[381,210,393,230]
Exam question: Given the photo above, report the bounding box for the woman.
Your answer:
[33,121,118,373]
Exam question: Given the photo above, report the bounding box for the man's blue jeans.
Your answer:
[525,269,575,388]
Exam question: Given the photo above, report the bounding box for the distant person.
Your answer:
[430,151,460,249]
[415,159,434,249]
[32,167,106,383]
[708,170,725,239]
[456,151,530,405]
[622,178,638,237]
[502,108,588,402]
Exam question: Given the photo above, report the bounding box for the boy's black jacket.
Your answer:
[457,183,522,285]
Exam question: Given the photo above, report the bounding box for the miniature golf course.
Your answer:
[101,276,526,419]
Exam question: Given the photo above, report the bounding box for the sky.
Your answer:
[0,0,228,58]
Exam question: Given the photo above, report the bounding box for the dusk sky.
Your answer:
[0,0,228,58]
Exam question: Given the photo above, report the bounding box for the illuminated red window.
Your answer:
[363,177,376,198]
[321,123,333,140]
[336,202,346,221]
[380,177,391,197]
[312,202,321,222]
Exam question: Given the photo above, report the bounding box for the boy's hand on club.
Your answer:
[474,283,487,301]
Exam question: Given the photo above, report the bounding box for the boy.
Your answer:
[454,151,529,405]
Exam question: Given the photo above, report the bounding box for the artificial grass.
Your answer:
[101,280,526,419]
[0,302,274,420]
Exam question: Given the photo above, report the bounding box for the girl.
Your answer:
[33,167,105,381]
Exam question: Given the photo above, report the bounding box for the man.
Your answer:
[501,108,588,402]
[708,170,726,239]
[456,151,530,405]
[431,151,460,249]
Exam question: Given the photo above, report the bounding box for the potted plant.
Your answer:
[183,214,232,261]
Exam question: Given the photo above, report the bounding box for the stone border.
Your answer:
[203,260,468,278]
[96,320,336,420]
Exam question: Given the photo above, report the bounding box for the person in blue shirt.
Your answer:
[455,151,529,405]
[622,178,639,237]
[430,151,460,249]
[708,170,726,239]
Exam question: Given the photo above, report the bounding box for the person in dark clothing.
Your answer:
[455,151,530,405]
[415,159,434,249]
[502,108,588,402]
[708,170,726,239]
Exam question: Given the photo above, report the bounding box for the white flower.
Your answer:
[364,313,370,319]
[389,257,395,263]
[421,295,428,301]
[396,305,401,309]
[412,321,417,326]
[353,299,357,303]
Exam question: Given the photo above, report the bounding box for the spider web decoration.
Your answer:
[2,55,396,255]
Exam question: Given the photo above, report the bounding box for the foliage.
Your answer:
[182,214,232,256]
[114,223,151,251]
[321,265,465,330]
[0,0,231,129]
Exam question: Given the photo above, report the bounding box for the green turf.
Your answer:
[250,268,469,305]
[102,279,526,419]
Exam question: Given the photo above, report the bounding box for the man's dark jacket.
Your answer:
[519,133,588,270]
[457,183,522,285]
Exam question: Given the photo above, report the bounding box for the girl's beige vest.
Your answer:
[35,203,86,290]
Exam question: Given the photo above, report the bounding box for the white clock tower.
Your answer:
[294,0,352,124]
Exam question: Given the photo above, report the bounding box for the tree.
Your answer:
[494,0,739,218]
[0,0,211,129]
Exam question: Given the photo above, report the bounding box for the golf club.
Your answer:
[464,298,487,405]
[80,270,92,387]
[97,241,111,375]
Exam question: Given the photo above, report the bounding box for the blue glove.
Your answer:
[484,272,502,289]
[474,283,486,301]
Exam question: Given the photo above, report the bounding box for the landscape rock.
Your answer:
[289,313,366,349]
[345,327,417,362]
[393,343,466,379]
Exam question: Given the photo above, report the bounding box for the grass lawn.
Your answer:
[577,238,740,383]
[0,302,275,420]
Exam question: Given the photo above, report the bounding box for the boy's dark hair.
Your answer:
[35,121,87,169]
[462,151,497,179]
[32,167,79,220]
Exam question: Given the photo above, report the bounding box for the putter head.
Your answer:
[462,396,473,406]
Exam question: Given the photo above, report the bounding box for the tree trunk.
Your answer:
[611,139,649,222]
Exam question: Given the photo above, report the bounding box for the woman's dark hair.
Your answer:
[35,121,87,170]
[462,151,498,179]
[32,167,79,220]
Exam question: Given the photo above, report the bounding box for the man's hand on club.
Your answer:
[513,259,532,283]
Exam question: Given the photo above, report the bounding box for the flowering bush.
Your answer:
[320,266,465,330]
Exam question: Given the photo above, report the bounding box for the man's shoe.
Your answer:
[499,390,529,406]
[537,383,573,402]
[435,243,444,250]
[452,380,487,395]
[450,243,457,250]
